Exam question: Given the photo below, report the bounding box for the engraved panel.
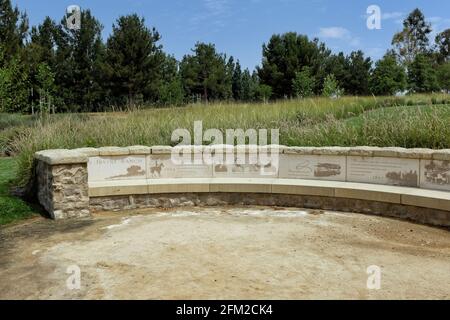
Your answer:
[347,156,419,187]
[147,153,212,179]
[279,154,346,181]
[88,156,146,182]
[420,160,450,191]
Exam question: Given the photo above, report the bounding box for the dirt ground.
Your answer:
[0,206,449,300]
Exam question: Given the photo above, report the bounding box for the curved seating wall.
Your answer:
[34,146,450,226]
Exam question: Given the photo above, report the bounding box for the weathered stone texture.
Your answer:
[89,193,450,228]
[36,161,89,219]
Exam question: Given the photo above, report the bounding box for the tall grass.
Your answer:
[1,94,449,186]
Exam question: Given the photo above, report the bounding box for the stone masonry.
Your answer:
[35,150,90,219]
[33,146,450,224]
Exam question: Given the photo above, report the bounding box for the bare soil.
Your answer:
[0,206,449,300]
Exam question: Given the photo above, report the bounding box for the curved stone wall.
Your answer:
[34,146,450,226]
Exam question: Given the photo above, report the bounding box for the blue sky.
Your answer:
[12,0,450,70]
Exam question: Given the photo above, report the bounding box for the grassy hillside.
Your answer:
[0,94,449,187]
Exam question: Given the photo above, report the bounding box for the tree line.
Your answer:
[0,1,449,113]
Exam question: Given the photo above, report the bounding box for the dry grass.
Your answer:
[1,94,449,186]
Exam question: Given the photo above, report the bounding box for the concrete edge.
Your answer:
[88,179,450,212]
[35,145,450,160]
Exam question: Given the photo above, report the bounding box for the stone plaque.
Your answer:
[347,156,419,187]
[147,154,212,179]
[213,153,278,178]
[420,159,450,191]
[88,156,147,182]
[279,154,346,181]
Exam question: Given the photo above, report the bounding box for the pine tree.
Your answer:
[158,54,184,105]
[370,52,407,96]
[180,42,231,102]
[241,69,259,101]
[408,54,439,92]
[344,51,372,95]
[105,14,164,108]
[258,32,331,98]
[437,61,450,93]
[0,0,28,65]
[232,60,243,100]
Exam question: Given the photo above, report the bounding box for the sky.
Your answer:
[12,0,450,70]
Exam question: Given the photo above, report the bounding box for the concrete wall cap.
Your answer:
[151,146,173,154]
[399,148,434,159]
[311,147,351,156]
[283,147,315,155]
[348,146,380,157]
[432,149,450,161]
[73,147,100,156]
[98,147,130,156]
[128,146,151,155]
[35,149,88,165]
[371,147,405,158]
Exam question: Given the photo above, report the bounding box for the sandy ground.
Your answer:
[0,206,449,300]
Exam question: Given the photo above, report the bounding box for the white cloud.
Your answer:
[318,27,360,47]
[318,27,350,39]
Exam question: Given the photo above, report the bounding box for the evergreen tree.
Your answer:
[241,69,259,101]
[370,52,407,96]
[258,32,331,98]
[105,14,164,108]
[158,54,184,105]
[0,0,28,65]
[47,10,106,111]
[180,42,231,102]
[232,60,243,100]
[408,53,439,92]
[437,61,450,93]
[435,29,450,63]
[344,51,372,95]
[29,17,57,65]
[325,52,348,91]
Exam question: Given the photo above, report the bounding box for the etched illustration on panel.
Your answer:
[149,161,165,178]
[347,156,419,187]
[385,170,418,187]
[314,163,341,177]
[147,154,212,179]
[214,157,277,177]
[279,155,346,181]
[88,156,147,182]
[108,165,146,180]
[424,160,450,186]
